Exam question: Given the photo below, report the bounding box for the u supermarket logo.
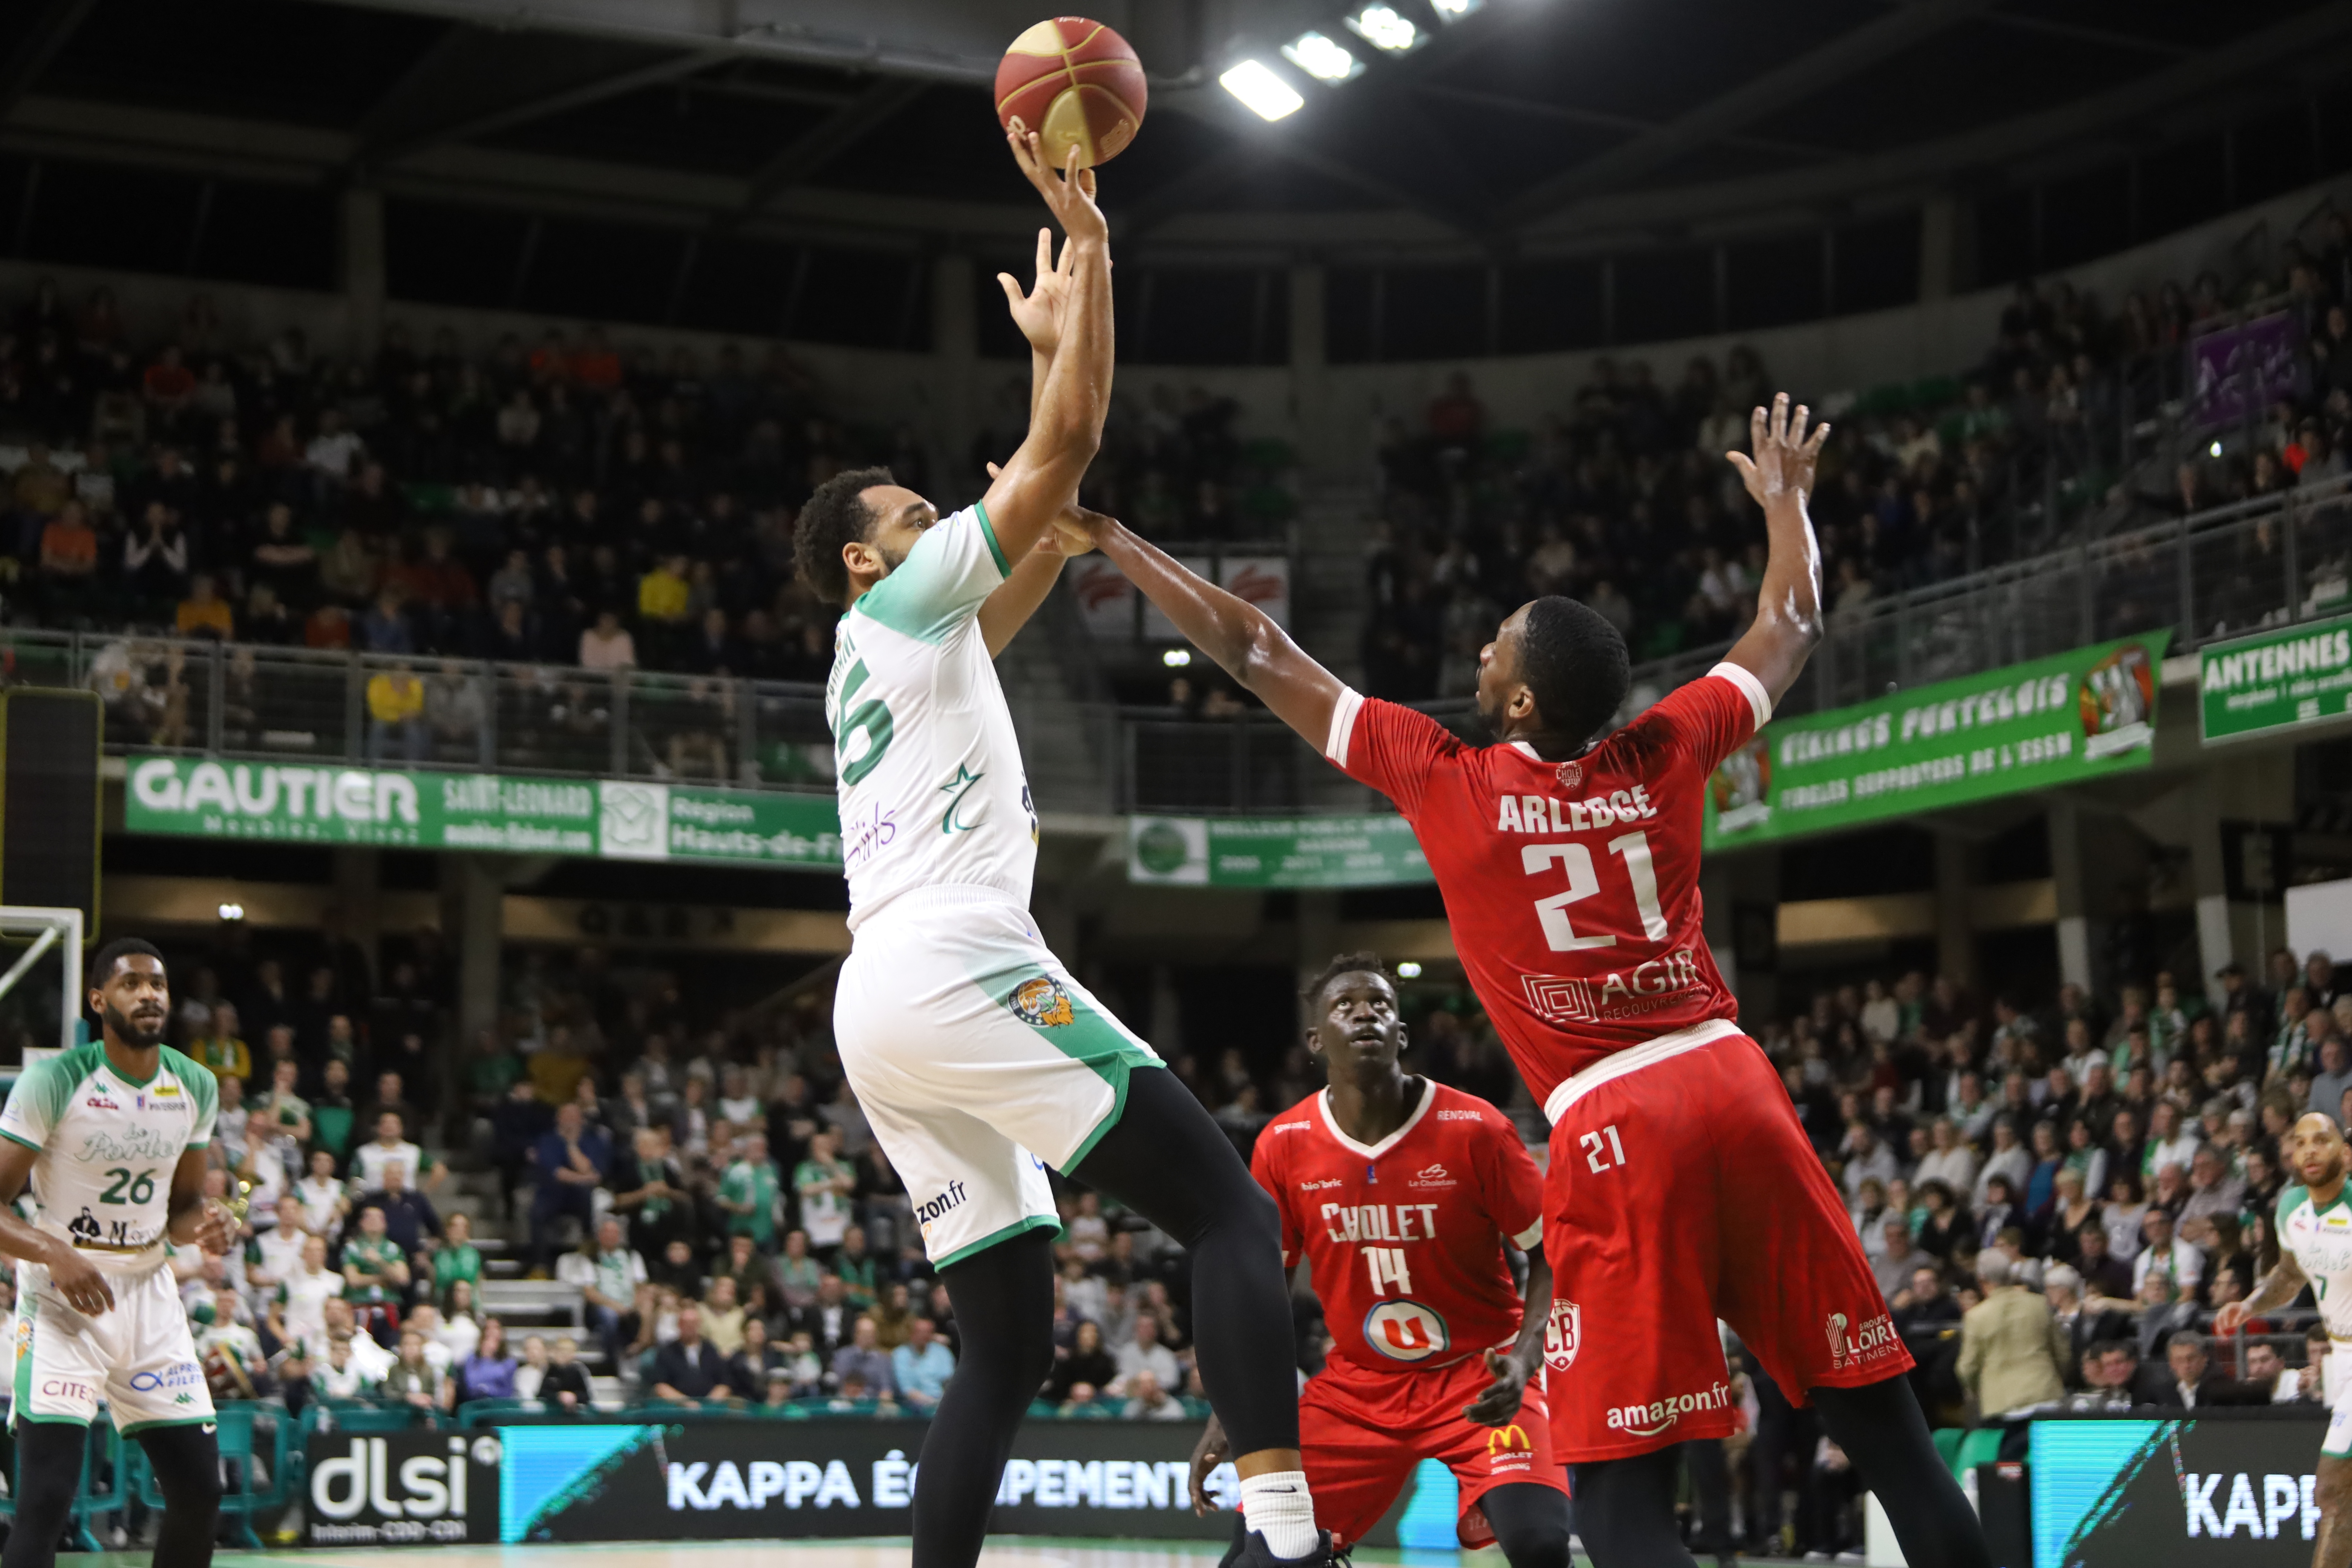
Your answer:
[1362,1300,1450,1363]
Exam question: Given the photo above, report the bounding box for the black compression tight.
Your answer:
[0,1422,87,1568]
[1572,1375,1989,1568]
[1811,1377,1989,1568]
[1479,1480,1576,1568]
[910,1069,1301,1568]
[2,1420,220,1568]
[1072,1065,1300,1456]
[916,1228,1058,1568]
[1571,1444,1698,1568]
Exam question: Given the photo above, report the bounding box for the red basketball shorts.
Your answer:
[1294,1353,1568,1550]
[1539,1021,1910,1462]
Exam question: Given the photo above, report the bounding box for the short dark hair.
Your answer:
[88,937,163,990]
[1519,596,1628,747]
[1301,951,1393,1009]
[792,465,897,609]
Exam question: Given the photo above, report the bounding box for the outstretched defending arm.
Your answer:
[1721,392,1830,707]
[1075,509,1347,747]
[977,122,1115,564]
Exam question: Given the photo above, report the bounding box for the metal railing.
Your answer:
[32,471,2352,818]
[1099,471,2352,816]
[1110,700,1474,817]
[0,630,838,792]
[1623,469,2352,724]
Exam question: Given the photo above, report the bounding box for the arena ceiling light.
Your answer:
[1345,4,1426,54]
[1282,30,1364,84]
[1162,648,1194,667]
[1220,59,1306,120]
[1430,0,1485,20]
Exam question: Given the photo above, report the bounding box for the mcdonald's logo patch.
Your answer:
[1485,1424,1531,1459]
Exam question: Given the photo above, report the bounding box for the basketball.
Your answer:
[994,17,1147,170]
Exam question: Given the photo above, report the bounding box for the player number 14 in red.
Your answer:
[1580,1124,1627,1174]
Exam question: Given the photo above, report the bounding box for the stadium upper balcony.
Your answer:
[17,468,2348,824]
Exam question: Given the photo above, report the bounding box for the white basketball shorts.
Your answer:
[834,885,1162,1268]
[14,1257,216,1432]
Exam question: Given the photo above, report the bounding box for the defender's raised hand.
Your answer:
[1726,390,1829,509]
[997,225,1077,355]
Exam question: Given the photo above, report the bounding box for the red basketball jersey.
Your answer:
[1322,666,1769,1107]
[1252,1081,1544,1377]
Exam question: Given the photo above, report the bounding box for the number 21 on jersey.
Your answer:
[1523,832,1667,951]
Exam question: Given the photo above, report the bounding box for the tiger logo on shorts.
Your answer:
[1008,975,1075,1027]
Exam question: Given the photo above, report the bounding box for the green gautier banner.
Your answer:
[2200,614,2352,743]
[1701,631,2171,850]
[123,756,842,869]
[1126,813,1432,888]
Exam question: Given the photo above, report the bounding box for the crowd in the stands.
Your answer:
[1360,209,2352,702]
[0,277,1290,691]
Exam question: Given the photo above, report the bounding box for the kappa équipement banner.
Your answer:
[1701,632,2170,850]
[2029,1411,2331,1568]
[297,1416,1520,1548]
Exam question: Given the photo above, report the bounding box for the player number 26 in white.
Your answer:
[1579,1125,1627,1174]
[1522,832,1667,951]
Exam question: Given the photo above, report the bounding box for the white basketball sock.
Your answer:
[1239,1470,1318,1560]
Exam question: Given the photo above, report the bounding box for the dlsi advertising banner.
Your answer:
[1701,632,2170,850]
[122,755,842,870]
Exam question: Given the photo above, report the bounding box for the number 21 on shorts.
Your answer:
[1580,1125,1626,1174]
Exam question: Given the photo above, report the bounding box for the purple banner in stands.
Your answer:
[2189,312,2306,432]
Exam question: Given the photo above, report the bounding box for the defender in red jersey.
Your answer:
[1065,395,1988,1568]
[1190,956,1569,1567]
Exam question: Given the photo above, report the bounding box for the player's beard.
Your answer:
[872,534,911,578]
[1470,684,1503,743]
[2308,1148,2350,1190]
[103,1000,167,1049]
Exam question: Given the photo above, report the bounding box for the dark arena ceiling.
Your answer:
[3,0,2349,269]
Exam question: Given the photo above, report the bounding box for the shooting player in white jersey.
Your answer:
[0,938,239,1568]
[792,124,1321,1568]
